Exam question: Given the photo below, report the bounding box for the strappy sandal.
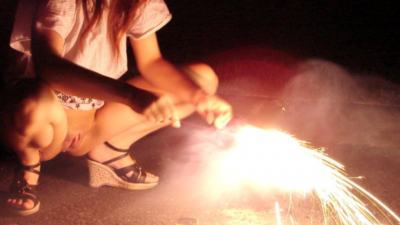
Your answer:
[8,162,41,216]
[87,142,158,190]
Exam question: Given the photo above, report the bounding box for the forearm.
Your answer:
[35,56,149,109]
[139,58,204,103]
[32,30,156,112]
[130,34,209,104]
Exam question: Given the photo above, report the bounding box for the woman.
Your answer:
[5,0,232,216]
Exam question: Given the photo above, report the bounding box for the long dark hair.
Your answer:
[80,0,146,61]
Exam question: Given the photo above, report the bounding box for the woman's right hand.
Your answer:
[142,95,181,128]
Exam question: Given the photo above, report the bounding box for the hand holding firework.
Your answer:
[193,91,233,129]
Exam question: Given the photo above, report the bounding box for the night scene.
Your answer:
[0,0,399,224]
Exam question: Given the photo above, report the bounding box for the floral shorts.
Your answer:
[55,91,104,110]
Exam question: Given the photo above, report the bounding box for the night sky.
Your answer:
[161,0,399,82]
[1,0,399,83]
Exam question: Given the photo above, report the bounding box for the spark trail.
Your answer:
[215,125,400,225]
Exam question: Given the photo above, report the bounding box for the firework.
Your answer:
[216,125,400,225]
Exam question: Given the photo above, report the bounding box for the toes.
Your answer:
[16,199,25,210]
[145,172,159,183]
[125,170,158,183]
[22,200,35,210]
[7,198,34,210]
[6,198,14,207]
[11,198,18,207]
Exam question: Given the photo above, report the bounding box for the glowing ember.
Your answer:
[216,125,400,225]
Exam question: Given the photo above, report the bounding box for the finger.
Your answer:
[162,97,176,122]
[158,97,180,127]
[214,103,233,128]
[215,112,232,129]
[153,101,167,122]
[143,106,157,123]
[195,99,207,114]
[171,119,181,128]
[154,98,169,122]
[168,103,180,128]
[196,108,208,124]
[206,111,215,125]
[169,106,181,128]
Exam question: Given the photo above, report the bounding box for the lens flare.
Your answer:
[216,125,400,225]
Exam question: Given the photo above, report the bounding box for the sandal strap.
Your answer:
[102,141,146,183]
[20,162,41,175]
[102,141,130,165]
[102,152,129,165]
[104,141,129,152]
[10,180,39,205]
[114,163,147,183]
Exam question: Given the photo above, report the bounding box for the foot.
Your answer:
[88,143,159,184]
[7,165,40,212]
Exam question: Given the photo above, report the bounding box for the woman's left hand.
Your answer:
[194,94,233,129]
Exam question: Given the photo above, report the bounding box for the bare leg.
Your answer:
[87,63,219,183]
[3,79,67,213]
[104,63,219,148]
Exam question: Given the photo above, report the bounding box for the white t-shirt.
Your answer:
[9,0,172,110]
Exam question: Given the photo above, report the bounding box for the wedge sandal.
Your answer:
[87,142,158,190]
[8,162,41,216]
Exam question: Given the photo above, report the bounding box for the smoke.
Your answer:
[206,47,400,148]
[140,119,277,210]
[157,123,244,205]
[280,59,400,148]
[135,50,400,213]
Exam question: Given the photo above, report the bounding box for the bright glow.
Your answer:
[217,125,400,225]
[220,127,332,190]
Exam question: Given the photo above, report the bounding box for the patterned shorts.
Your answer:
[55,91,104,110]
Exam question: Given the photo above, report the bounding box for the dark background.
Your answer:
[1,0,399,83]
[159,0,400,83]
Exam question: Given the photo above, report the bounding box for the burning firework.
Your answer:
[214,124,400,225]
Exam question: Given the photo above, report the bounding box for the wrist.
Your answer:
[123,84,157,113]
[192,89,210,106]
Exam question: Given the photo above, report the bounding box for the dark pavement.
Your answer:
[1,0,400,224]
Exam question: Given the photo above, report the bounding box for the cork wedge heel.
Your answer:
[87,142,158,190]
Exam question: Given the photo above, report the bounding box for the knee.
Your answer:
[183,63,219,95]
[9,78,53,103]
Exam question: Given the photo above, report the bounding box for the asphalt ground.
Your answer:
[1,0,400,224]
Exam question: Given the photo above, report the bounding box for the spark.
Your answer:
[216,124,400,225]
[276,202,282,225]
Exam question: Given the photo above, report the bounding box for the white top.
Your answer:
[9,0,172,110]
[10,0,172,79]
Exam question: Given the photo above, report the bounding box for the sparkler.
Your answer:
[210,123,400,225]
